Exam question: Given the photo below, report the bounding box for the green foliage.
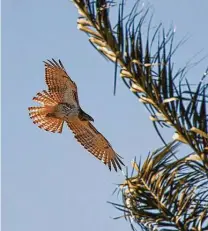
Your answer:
[71,0,208,230]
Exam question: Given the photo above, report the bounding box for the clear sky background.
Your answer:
[2,0,208,231]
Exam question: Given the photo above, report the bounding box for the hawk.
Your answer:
[28,59,124,171]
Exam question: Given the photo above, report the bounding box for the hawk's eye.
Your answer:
[46,113,54,117]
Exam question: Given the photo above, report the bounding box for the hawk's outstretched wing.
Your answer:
[44,59,79,106]
[67,119,124,171]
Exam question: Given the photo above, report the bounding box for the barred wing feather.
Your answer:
[44,59,79,106]
[67,119,124,171]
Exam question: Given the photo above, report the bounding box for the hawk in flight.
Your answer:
[28,59,124,171]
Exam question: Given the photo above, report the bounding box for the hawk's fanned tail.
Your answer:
[33,90,58,105]
[28,91,64,133]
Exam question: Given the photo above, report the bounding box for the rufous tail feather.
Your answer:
[28,91,64,133]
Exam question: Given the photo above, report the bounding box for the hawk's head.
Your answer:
[79,109,94,122]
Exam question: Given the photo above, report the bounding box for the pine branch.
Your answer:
[110,142,208,230]
[72,0,208,168]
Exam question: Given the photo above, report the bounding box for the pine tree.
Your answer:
[71,0,208,230]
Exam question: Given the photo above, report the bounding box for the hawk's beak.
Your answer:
[90,116,94,122]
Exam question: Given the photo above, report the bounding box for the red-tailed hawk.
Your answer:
[28,59,124,171]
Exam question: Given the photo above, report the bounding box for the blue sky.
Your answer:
[2,0,208,231]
